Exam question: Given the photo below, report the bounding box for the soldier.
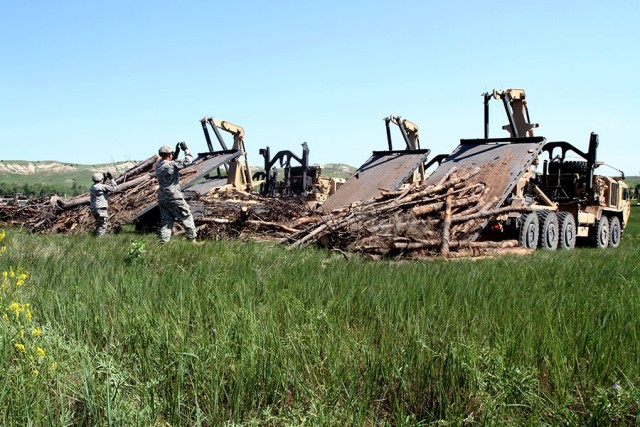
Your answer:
[89,172,117,236]
[156,142,198,243]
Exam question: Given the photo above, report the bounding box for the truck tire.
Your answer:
[518,213,539,249]
[538,211,559,250]
[548,160,588,175]
[591,217,609,248]
[557,212,576,249]
[608,216,622,248]
[562,161,588,174]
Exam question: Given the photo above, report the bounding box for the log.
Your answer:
[52,173,153,210]
[399,167,479,203]
[445,247,532,259]
[116,155,159,183]
[289,216,338,247]
[197,218,233,224]
[366,219,433,234]
[440,190,453,256]
[452,239,519,249]
[246,220,299,234]
[391,239,441,250]
[411,193,481,216]
[393,167,459,203]
[391,238,520,251]
[452,206,531,223]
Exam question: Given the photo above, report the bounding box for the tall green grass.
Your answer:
[1,208,640,425]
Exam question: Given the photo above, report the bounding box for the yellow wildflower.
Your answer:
[16,273,28,287]
[36,346,46,359]
[9,266,14,279]
[1,313,7,322]
[25,307,32,322]
[50,362,57,372]
[7,301,24,319]
[0,229,5,244]
[14,342,25,352]
[2,271,7,286]
[32,369,39,377]
[32,327,41,337]
[20,329,24,338]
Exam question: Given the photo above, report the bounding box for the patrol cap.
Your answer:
[92,172,104,183]
[158,145,174,155]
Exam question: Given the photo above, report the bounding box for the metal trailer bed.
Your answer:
[424,136,547,241]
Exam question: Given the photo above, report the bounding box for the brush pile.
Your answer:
[1,161,533,259]
[190,192,312,241]
[0,155,162,234]
[287,167,532,259]
[0,155,313,239]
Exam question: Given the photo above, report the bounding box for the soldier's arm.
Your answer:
[183,150,193,166]
[174,150,193,169]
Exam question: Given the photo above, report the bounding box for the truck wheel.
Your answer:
[591,217,609,248]
[609,216,621,248]
[561,161,588,174]
[557,212,576,249]
[518,213,539,249]
[538,211,559,250]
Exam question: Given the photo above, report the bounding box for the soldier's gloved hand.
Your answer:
[105,172,113,180]
[179,142,188,151]
[175,143,182,153]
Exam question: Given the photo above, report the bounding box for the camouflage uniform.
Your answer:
[90,178,117,236]
[155,152,197,243]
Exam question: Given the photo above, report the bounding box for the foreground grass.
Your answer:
[1,209,640,425]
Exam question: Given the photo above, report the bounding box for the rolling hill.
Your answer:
[0,160,356,196]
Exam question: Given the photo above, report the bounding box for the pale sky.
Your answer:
[1,1,638,175]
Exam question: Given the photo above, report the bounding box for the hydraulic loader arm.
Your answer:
[385,115,420,150]
[211,119,245,139]
[200,115,253,191]
[483,88,539,138]
[200,116,245,152]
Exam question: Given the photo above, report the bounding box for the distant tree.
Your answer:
[70,179,80,195]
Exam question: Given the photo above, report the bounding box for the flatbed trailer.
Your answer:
[424,136,547,242]
[321,115,431,212]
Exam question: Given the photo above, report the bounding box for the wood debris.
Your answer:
[287,167,533,259]
[0,161,532,259]
[0,155,314,240]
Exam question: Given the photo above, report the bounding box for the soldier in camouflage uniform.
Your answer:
[156,142,197,243]
[90,172,117,236]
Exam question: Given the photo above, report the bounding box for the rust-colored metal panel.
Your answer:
[184,178,228,197]
[181,151,242,194]
[425,137,547,240]
[321,150,430,212]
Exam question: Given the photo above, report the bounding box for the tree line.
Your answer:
[0,181,86,199]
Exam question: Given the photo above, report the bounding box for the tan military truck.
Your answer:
[425,88,631,249]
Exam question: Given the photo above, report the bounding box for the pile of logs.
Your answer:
[0,155,162,234]
[190,191,312,241]
[1,161,533,259]
[0,155,314,240]
[287,167,533,259]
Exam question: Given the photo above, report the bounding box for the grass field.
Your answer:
[1,206,640,425]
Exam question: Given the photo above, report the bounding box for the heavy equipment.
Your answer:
[193,116,254,193]
[321,115,432,212]
[133,116,254,229]
[425,88,631,249]
[255,142,344,205]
